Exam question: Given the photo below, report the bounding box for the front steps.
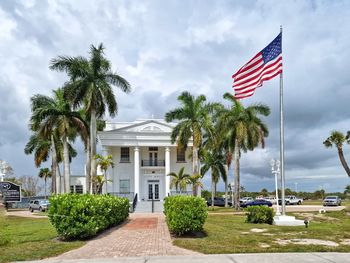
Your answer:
[134,201,164,213]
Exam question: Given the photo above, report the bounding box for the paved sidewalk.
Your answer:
[53,213,199,260]
[22,253,350,263]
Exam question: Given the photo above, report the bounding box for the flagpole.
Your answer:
[279,25,286,215]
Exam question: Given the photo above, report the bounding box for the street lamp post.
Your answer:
[270,159,281,216]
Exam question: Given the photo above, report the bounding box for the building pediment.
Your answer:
[105,119,174,133]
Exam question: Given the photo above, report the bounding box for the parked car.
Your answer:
[240,199,273,208]
[239,197,254,205]
[323,196,342,206]
[29,199,50,212]
[278,195,303,205]
[263,196,277,204]
[207,197,233,207]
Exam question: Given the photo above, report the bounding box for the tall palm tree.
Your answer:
[165,91,218,196]
[94,154,114,194]
[168,167,190,193]
[323,131,350,177]
[50,43,131,190]
[30,89,86,193]
[218,93,270,209]
[187,174,203,196]
[38,168,52,199]
[201,149,227,208]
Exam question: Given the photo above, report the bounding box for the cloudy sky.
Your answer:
[0,0,349,192]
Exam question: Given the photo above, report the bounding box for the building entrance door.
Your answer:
[148,180,160,200]
[149,152,158,166]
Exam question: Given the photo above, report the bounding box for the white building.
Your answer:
[98,119,193,202]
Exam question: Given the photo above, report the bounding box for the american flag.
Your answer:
[232,33,282,99]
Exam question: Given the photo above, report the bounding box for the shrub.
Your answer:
[245,205,274,224]
[48,194,129,240]
[164,195,208,235]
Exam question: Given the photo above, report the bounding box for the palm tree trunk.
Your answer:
[337,147,350,177]
[57,164,62,194]
[85,138,91,194]
[192,145,200,196]
[224,165,228,207]
[63,136,70,193]
[44,178,47,199]
[90,110,97,193]
[234,139,240,210]
[104,170,108,194]
[211,175,215,208]
[50,135,57,194]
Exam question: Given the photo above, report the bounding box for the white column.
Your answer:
[165,147,171,197]
[134,146,140,201]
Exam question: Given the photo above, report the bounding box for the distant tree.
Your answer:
[314,189,326,200]
[344,185,350,195]
[323,130,350,177]
[260,188,269,196]
[18,176,42,197]
[38,168,52,198]
[201,189,211,200]
[168,167,190,193]
[94,154,114,194]
[0,160,13,178]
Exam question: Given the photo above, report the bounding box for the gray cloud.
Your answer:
[0,0,349,192]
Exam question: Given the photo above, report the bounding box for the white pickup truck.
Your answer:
[285,195,303,205]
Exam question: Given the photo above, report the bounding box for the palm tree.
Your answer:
[30,89,86,193]
[187,174,203,196]
[50,44,131,191]
[38,168,52,199]
[201,149,227,208]
[218,93,270,209]
[165,91,218,196]
[323,131,350,177]
[92,175,107,194]
[168,167,190,193]
[24,130,77,194]
[94,154,114,194]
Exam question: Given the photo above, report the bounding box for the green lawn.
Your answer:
[0,211,85,262]
[173,210,350,254]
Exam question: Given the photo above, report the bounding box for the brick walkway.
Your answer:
[54,213,200,259]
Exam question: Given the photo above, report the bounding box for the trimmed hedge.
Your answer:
[164,195,208,235]
[48,194,129,240]
[245,205,274,224]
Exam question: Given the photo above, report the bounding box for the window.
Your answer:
[149,147,158,151]
[120,180,130,193]
[70,185,83,194]
[75,185,83,194]
[120,147,130,162]
[177,147,186,162]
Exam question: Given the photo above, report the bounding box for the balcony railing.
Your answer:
[141,160,165,167]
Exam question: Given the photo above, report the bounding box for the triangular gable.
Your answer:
[106,120,174,133]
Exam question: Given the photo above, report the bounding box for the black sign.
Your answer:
[0,181,21,202]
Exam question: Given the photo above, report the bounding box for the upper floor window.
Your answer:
[177,147,186,162]
[120,147,130,162]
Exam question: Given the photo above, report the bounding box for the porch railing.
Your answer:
[132,193,138,212]
[109,192,134,202]
[170,191,193,196]
[141,160,165,167]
